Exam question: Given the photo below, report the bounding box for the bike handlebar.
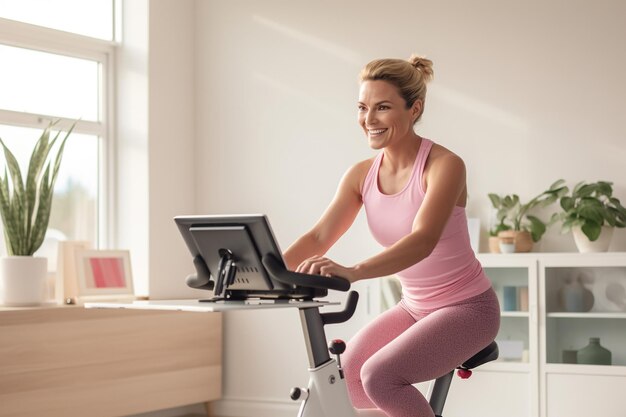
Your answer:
[262,254,351,292]
[321,291,359,325]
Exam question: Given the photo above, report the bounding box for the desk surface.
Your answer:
[85,298,338,312]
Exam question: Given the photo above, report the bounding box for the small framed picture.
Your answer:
[56,240,92,304]
[75,249,134,298]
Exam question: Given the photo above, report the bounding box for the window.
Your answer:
[0,0,114,40]
[0,6,116,264]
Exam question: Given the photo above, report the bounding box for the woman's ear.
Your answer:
[412,100,423,123]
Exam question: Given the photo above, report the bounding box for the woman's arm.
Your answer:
[302,151,467,282]
[282,161,366,270]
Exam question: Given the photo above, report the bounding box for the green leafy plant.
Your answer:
[487,196,512,237]
[0,121,74,256]
[488,179,568,242]
[559,181,626,241]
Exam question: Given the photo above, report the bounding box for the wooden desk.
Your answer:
[0,304,222,417]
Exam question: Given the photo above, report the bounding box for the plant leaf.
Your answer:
[25,123,60,244]
[29,165,52,255]
[560,196,575,211]
[0,138,26,246]
[581,221,601,241]
[0,171,18,256]
[527,215,547,242]
[488,193,501,209]
[596,181,613,197]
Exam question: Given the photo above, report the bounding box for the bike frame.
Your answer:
[297,306,387,417]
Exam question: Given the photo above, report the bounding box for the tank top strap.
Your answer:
[361,151,384,196]
[413,138,433,196]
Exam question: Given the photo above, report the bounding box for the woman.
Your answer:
[283,55,500,417]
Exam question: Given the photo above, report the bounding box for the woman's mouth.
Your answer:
[368,128,388,137]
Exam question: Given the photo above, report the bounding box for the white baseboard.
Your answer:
[211,397,299,417]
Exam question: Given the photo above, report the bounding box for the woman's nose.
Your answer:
[365,110,376,125]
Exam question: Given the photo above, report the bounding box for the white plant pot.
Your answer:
[0,256,48,306]
[572,226,614,253]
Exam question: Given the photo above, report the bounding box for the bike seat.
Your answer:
[459,341,499,370]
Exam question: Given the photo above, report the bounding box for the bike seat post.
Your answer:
[428,341,499,417]
[428,371,454,417]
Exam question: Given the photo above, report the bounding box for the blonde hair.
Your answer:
[359,54,434,123]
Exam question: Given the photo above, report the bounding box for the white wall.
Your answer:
[145,0,203,299]
[117,0,210,300]
[117,0,149,295]
[191,0,626,415]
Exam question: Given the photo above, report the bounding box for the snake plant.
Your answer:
[0,121,74,256]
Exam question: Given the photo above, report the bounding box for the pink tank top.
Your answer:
[361,138,491,311]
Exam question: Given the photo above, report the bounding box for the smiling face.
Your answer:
[358,80,422,150]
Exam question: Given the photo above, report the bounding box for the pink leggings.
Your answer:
[343,288,500,417]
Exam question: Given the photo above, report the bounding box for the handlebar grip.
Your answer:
[186,255,214,290]
[321,291,359,325]
[262,254,351,292]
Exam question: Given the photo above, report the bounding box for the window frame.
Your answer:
[0,16,116,249]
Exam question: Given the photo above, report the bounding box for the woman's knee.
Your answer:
[360,357,397,398]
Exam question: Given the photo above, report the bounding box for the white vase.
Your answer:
[572,226,614,253]
[0,256,48,306]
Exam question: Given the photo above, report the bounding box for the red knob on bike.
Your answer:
[329,339,346,355]
[457,368,472,379]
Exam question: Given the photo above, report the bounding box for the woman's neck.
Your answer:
[382,134,422,172]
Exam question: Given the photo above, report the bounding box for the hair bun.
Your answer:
[408,54,434,83]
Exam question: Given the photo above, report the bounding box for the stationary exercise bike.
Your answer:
[88,214,499,417]
[261,255,499,417]
[178,214,500,417]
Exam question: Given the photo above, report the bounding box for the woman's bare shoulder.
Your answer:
[344,156,377,192]
[354,156,377,172]
[429,143,465,168]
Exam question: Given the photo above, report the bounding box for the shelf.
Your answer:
[501,311,530,318]
[478,361,530,374]
[477,253,626,417]
[544,363,626,376]
[547,312,626,319]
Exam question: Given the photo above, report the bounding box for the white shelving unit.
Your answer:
[539,253,626,417]
[473,252,626,417]
[475,253,539,417]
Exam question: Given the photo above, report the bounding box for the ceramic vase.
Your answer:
[497,234,514,254]
[577,337,612,365]
[489,236,501,253]
[560,275,594,312]
[573,226,613,253]
[498,230,533,253]
[0,256,48,306]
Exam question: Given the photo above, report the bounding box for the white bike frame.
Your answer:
[297,358,386,417]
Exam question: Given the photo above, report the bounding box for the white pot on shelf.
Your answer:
[0,256,48,306]
[572,226,614,253]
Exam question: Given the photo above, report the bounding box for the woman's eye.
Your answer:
[358,105,366,111]
[378,105,389,110]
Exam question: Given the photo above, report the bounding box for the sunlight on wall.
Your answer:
[252,15,362,65]
[431,83,529,131]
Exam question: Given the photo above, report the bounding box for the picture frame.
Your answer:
[75,249,134,299]
[55,240,92,304]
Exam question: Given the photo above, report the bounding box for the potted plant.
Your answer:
[559,181,626,252]
[487,197,512,253]
[488,179,568,253]
[0,121,74,306]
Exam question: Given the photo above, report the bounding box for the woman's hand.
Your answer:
[296,255,358,283]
